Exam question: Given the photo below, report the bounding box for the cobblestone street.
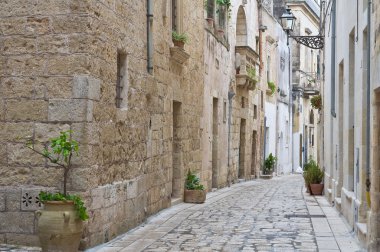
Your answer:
[86,175,363,252]
[0,175,364,252]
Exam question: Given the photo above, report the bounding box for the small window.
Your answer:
[172,0,177,31]
[218,5,227,30]
[116,51,128,109]
[223,100,227,122]
[254,105,257,119]
[206,0,215,19]
[241,97,245,108]
[261,91,264,109]
[267,56,271,82]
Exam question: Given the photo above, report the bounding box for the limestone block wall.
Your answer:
[229,1,262,181]
[0,0,204,249]
[202,30,231,189]
[369,1,380,250]
[323,0,374,249]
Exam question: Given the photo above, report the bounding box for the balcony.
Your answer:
[293,81,320,97]
[235,46,260,91]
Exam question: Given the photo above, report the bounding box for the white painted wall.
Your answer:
[265,101,276,158]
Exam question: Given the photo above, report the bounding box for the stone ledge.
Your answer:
[170,47,190,64]
[356,222,367,236]
[342,187,355,201]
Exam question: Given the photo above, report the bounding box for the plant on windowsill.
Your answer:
[303,159,324,195]
[263,153,277,176]
[184,170,206,203]
[172,31,189,49]
[310,95,322,110]
[267,81,276,95]
[26,130,89,252]
[247,67,257,82]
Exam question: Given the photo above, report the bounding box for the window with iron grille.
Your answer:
[172,0,177,31]
[116,52,127,108]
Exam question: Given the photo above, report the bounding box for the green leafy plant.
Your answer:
[26,130,89,221]
[267,81,276,95]
[303,159,324,186]
[185,170,205,191]
[247,67,257,81]
[172,31,189,44]
[216,0,232,19]
[216,0,231,9]
[303,157,317,172]
[310,95,322,110]
[39,192,89,221]
[263,153,277,175]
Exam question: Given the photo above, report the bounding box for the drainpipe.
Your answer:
[330,0,336,117]
[258,2,263,74]
[228,91,235,169]
[366,0,372,208]
[147,0,153,74]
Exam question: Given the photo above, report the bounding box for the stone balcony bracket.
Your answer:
[293,82,321,97]
[236,74,258,91]
[170,46,190,64]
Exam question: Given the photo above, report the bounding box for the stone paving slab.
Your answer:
[0,175,365,252]
[88,175,331,252]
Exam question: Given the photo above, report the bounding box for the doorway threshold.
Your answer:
[171,197,182,207]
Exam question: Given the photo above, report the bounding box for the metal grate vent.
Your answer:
[285,214,326,218]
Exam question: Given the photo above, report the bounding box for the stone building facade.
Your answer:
[261,3,292,175]
[202,0,263,188]
[0,0,298,250]
[322,0,380,250]
[0,0,204,248]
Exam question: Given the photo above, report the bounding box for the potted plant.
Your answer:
[303,160,324,195]
[267,81,276,96]
[26,130,89,252]
[310,95,322,110]
[184,170,206,203]
[263,153,277,175]
[172,31,189,49]
[303,158,317,193]
[247,67,257,82]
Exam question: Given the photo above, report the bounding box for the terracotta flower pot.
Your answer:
[184,189,206,203]
[36,201,84,252]
[310,184,324,195]
[173,40,185,49]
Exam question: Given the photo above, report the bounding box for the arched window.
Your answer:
[236,6,247,46]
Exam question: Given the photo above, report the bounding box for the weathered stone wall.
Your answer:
[369,1,380,250]
[0,0,204,249]
[202,0,263,188]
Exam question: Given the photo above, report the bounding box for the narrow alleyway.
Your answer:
[86,175,362,252]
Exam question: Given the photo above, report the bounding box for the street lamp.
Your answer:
[280,7,324,49]
[280,7,296,34]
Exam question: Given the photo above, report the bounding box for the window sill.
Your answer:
[204,22,230,50]
[170,46,190,64]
